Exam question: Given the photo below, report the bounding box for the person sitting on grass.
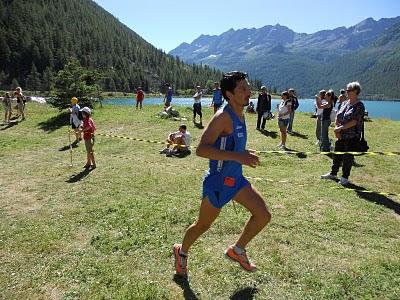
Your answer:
[80,107,96,169]
[68,97,82,145]
[246,101,256,114]
[160,124,191,157]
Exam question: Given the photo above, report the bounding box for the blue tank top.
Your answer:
[206,105,247,178]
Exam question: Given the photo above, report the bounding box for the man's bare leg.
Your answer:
[181,197,221,254]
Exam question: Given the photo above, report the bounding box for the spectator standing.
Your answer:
[14,87,25,121]
[164,83,173,108]
[315,90,326,144]
[211,82,223,113]
[136,87,145,110]
[287,88,298,133]
[317,90,334,152]
[277,91,292,150]
[68,97,82,145]
[80,107,96,169]
[2,92,12,123]
[256,86,271,131]
[193,85,203,125]
[337,89,347,111]
[321,82,365,185]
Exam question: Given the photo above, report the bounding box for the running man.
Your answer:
[173,71,271,278]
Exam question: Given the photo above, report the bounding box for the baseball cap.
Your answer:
[80,107,91,115]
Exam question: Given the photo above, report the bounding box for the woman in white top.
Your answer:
[277,91,292,150]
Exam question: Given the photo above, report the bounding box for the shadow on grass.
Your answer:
[66,168,93,183]
[288,131,308,140]
[59,142,79,152]
[0,120,19,131]
[194,122,204,129]
[172,151,191,159]
[260,129,278,139]
[38,111,69,132]
[283,147,308,159]
[230,286,258,299]
[173,274,199,300]
[346,183,400,215]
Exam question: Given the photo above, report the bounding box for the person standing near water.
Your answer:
[277,91,292,150]
[193,85,203,125]
[164,83,173,108]
[136,87,144,110]
[173,71,271,278]
[321,81,365,186]
[256,86,271,131]
[287,88,298,133]
[211,82,223,113]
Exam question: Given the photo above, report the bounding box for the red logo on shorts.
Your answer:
[224,177,236,187]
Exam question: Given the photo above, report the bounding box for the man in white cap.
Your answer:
[193,85,203,125]
[256,86,271,131]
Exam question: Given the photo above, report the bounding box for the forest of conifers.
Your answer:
[0,0,224,92]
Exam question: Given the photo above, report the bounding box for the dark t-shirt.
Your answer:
[322,103,333,121]
[336,100,365,140]
[256,93,271,113]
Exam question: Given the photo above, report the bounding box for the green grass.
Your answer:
[1,103,399,299]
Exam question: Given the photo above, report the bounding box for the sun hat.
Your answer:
[80,107,91,115]
[71,97,78,104]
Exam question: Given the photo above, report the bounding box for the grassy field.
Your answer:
[1,103,399,300]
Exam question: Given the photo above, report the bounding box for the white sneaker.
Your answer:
[338,177,349,185]
[320,173,337,180]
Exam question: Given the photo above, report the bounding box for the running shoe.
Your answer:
[173,243,188,277]
[225,245,256,272]
[338,177,349,186]
[320,173,337,180]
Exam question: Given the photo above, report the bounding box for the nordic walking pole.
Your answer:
[68,130,73,167]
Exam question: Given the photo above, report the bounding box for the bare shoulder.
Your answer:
[208,109,233,134]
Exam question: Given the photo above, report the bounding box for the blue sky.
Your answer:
[94,0,400,52]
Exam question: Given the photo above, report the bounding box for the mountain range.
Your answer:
[170,17,400,98]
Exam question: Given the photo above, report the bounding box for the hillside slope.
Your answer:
[0,0,222,92]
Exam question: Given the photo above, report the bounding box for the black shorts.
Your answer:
[193,103,202,116]
[71,123,80,129]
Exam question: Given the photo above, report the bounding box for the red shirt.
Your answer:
[136,90,144,101]
[83,117,96,140]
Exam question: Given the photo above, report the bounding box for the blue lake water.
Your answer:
[104,97,400,121]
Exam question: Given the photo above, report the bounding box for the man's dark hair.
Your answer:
[179,124,187,130]
[220,71,248,101]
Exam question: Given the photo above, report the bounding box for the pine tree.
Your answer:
[26,63,41,93]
